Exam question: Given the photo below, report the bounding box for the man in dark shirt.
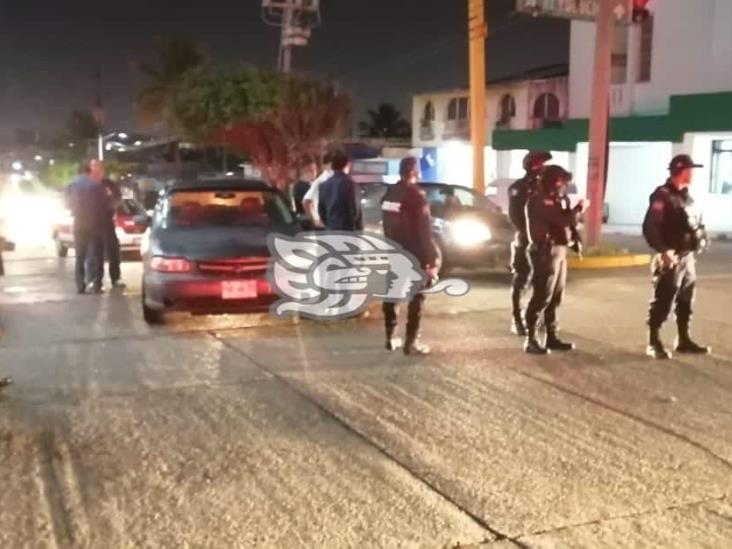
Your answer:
[524,166,588,355]
[381,157,439,356]
[317,151,363,231]
[643,154,710,359]
[101,177,124,288]
[507,150,552,336]
[66,159,107,294]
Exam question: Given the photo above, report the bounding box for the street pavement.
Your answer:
[1,239,731,548]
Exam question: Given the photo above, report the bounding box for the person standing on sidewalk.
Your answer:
[317,151,363,232]
[66,159,107,294]
[302,152,334,229]
[524,166,589,355]
[101,176,125,288]
[380,157,439,356]
[507,150,552,336]
[643,154,711,360]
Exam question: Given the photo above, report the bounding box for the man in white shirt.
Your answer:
[302,153,334,228]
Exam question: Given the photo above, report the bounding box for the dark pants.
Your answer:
[510,240,531,319]
[104,220,121,283]
[74,225,103,292]
[525,245,568,335]
[648,253,696,331]
[383,293,426,343]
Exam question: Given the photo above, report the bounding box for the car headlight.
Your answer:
[449,218,492,247]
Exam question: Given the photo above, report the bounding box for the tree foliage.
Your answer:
[171,68,351,188]
[359,103,411,139]
[66,110,100,141]
[135,37,209,129]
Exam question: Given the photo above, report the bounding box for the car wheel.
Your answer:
[142,289,164,325]
[55,238,69,258]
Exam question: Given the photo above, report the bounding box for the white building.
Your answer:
[415,0,732,233]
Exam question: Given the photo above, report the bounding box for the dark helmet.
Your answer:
[539,165,572,194]
[523,150,553,172]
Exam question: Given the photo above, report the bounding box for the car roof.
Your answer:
[360,181,476,192]
[169,179,273,192]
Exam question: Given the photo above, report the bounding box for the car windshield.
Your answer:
[421,185,502,215]
[160,189,294,228]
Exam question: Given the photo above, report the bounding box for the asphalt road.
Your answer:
[1,240,731,548]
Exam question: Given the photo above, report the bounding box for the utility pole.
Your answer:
[262,0,320,73]
[468,0,487,195]
[585,0,616,247]
[93,65,105,161]
[279,5,294,73]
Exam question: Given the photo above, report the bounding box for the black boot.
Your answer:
[647,326,672,360]
[404,340,431,356]
[676,325,711,355]
[511,313,527,336]
[524,324,549,355]
[404,326,430,355]
[546,331,575,352]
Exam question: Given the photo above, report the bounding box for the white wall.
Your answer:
[570,0,732,119]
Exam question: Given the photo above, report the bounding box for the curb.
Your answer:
[568,254,652,270]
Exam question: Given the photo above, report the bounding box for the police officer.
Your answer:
[508,150,552,335]
[643,154,710,360]
[524,166,589,355]
[381,157,439,356]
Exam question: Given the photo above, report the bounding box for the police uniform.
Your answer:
[523,166,581,355]
[381,179,438,355]
[507,151,551,335]
[643,155,710,358]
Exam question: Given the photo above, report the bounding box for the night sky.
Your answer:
[0,0,569,137]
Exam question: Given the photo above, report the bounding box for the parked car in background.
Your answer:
[361,181,513,272]
[53,198,150,258]
[141,179,300,324]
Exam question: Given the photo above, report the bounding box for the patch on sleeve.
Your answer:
[543,199,554,206]
[651,200,664,212]
[509,188,519,197]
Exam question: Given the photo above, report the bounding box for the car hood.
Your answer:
[151,224,298,260]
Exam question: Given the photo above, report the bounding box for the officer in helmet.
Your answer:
[524,166,589,355]
[381,156,439,356]
[643,154,711,359]
[507,150,552,335]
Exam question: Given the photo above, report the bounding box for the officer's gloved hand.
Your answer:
[425,265,439,288]
[660,250,678,270]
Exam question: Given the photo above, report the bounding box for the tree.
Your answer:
[135,37,209,129]
[171,68,351,189]
[358,103,411,139]
[66,110,100,141]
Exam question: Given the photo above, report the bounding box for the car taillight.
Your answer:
[150,256,191,273]
[257,279,274,295]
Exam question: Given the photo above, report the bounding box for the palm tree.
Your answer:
[359,103,411,139]
[135,37,209,129]
[66,110,100,141]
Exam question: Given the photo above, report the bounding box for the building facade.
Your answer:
[412,1,732,233]
[493,0,732,233]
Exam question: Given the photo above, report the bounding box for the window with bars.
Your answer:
[638,15,654,83]
[710,140,732,195]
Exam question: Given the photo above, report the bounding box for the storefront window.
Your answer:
[710,140,732,195]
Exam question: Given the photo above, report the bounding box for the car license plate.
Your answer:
[221,280,258,300]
